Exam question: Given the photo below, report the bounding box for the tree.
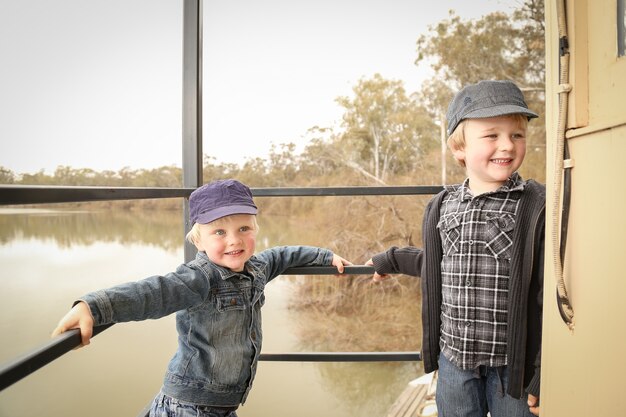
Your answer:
[415,0,546,181]
[334,74,438,184]
[0,167,15,184]
[416,1,544,90]
[297,127,342,181]
[20,169,54,185]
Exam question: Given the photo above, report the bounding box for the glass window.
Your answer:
[0,1,182,186]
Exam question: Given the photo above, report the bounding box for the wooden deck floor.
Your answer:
[385,372,438,417]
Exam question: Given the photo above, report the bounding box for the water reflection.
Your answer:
[0,206,183,250]
[0,207,424,417]
[0,201,325,251]
[316,361,423,415]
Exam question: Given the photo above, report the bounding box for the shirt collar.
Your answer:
[501,172,526,192]
[196,251,255,280]
[446,172,526,202]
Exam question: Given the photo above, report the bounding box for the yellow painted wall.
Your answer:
[543,1,626,416]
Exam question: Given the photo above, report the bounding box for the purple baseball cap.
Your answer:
[189,179,257,224]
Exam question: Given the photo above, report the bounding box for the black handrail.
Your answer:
[0,265,412,393]
[0,184,443,205]
[0,323,113,392]
[260,352,421,362]
[0,185,194,205]
[284,265,375,275]
[252,185,444,197]
[0,326,421,392]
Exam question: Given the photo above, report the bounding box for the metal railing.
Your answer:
[0,184,443,206]
[0,184,439,396]
[0,264,424,393]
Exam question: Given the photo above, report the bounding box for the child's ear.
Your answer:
[193,239,205,252]
[190,234,205,252]
[451,146,466,164]
[449,142,466,164]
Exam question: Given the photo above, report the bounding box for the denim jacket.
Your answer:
[80,245,333,406]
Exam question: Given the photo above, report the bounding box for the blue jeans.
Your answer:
[150,392,238,417]
[436,354,534,417]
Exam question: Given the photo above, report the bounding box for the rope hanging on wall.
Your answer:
[552,0,575,330]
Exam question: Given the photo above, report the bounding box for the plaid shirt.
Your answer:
[437,173,525,370]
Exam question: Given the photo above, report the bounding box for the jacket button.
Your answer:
[230,298,237,306]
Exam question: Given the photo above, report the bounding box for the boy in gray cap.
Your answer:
[52,179,351,417]
[367,80,544,416]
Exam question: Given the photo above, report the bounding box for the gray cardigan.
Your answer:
[372,180,545,399]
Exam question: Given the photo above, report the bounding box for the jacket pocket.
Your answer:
[216,292,246,312]
[485,213,515,259]
[210,291,248,342]
[438,215,461,256]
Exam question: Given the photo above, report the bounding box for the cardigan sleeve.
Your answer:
[371,246,423,277]
[371,191,445,278]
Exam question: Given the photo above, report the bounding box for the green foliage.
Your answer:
[0,166,15,184]
[334,74,438,182]
[2,165,184,187]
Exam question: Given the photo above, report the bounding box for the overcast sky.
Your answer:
[0,0,520,175]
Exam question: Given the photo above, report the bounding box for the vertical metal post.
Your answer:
[182,0,203,263]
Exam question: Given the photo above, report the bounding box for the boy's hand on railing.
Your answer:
[331,254,353,274]
[365,259,389,282]
[51,301,95,348]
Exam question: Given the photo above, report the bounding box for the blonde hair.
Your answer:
[186,214,259,246]
[447,114,529,167]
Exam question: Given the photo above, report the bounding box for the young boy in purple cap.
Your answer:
[366,80,544,417]
[52,179,351,417]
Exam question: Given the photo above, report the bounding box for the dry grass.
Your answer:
[288,275,422,352]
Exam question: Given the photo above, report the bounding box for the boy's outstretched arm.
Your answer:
[364,259,389,282]
[331,254,352,274]
[51,301,95,347]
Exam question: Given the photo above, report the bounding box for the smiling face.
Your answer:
[451,115,527,195]
[193,214,258,272]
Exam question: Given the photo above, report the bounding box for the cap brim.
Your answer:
[464,104,538,120]
[194,204,258,224]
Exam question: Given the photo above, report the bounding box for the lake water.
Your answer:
[0,207,422,417]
